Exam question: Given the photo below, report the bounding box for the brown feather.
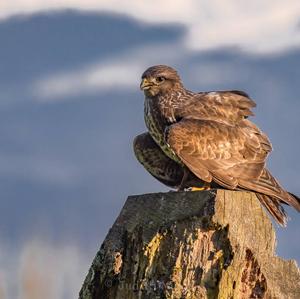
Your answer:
[166,119,269,188]
[239,169,300,213]
[174,90,257,125]
[255,193,287,226]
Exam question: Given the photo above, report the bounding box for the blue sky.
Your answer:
[0,2,300,298]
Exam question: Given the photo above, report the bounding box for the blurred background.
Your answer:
[0,1,300,298]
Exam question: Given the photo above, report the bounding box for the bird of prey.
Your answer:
[133,65,300,226]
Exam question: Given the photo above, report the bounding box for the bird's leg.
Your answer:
[177,167,189,191]
[190,182,211,191]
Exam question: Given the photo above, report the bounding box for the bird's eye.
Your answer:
[156,76,165,82]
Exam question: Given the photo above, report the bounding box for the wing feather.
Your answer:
[174,91,256,125]
[134,132,183,188]
[166,119,271,189]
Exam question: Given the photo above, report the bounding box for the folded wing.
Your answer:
[166,118,271,189]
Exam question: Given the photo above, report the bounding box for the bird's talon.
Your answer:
[190,187,206,191]
[187,183,211,191]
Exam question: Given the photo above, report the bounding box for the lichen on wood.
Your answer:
[79,190,300,299]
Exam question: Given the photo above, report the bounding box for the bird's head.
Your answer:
[140,65,183,97]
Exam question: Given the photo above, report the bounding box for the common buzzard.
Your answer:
[133,65,300,226]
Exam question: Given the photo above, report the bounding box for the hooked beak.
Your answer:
[140,78,153,90]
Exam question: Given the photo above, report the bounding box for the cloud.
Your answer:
[34,60,143,101]
[1,1,300,54]
[33,43,186,101]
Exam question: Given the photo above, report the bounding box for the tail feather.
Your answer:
[288,192,300,209]
[239,168,300,225]
[255,193,287,226]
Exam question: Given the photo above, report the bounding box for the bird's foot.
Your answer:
[187,182,211,191]
[190,187,207,191]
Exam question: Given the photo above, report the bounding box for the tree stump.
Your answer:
[79,190,300,299]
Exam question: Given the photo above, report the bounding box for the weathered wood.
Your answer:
[79,190,300,299]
